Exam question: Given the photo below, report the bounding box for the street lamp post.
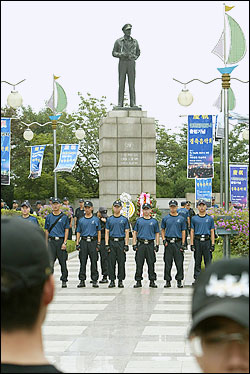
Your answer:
[174,74,249,257]
[1,79,26,108]
[21,118,85,198]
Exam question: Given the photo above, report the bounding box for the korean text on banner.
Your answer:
[28,145,46,179]
[195,178,212,208]
[54,144,79,172]
[1,118,11,185]
[187,115,214,179]
[230,165,248,207]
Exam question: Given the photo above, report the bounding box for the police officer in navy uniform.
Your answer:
[45,197,69,288]
[97,207,109,284]
[190,199,215,286]
[211,196,219,208]
[132,203,159,288]
[20,201,39,225]
[161,200,186,288]
[74,198,85,234]
[177,201,190,248]
[105,200,130,288]
[76,201,101,288]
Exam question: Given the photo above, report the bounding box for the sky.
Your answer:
[1,1,249,133]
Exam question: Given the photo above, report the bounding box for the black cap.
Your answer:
[52,197,61,204]
[84,201,93,207]
[169,200,178,206]
[12,200,18,204]
[79,198,84,203]
[63,197,68,201]
[181,201,186,207]
[49,196,53,200]
[21,201,30,208]
[1,217,52,290]
[212,196,216,200]
[36,200,42,205]
[122,23,132,31]
[113,200,122,207]
[189,258,249,335]
[142,203,152,209]
[197,199,207,206]
[99,207,108,217]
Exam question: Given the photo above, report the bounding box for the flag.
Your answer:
[225,5,235,12]
[54,75,60,80]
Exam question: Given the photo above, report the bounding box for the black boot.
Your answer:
[177,280,183,288]
[108,280,115,288]
[99,276,108,284]
[118,280,124,288]
[134,281,142,288]
[77,280,85,288]
[62,281,67,288]
[164,281,171,288]
[149,280,157,288]
[92,281,99,288]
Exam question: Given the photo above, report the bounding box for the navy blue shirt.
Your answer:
[212,204,219,208]
[134,217,159,240]
[106,215,129,237]
[161,214,186,238]
[19,215,39,225]
[177,208,189,221]
[76,215,101,237]
[191,214,215,235]
[45,213,70,237]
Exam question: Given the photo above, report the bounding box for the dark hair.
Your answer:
[191,316,235,336]
[1,270,46,332]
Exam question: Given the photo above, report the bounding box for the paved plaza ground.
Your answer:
[43,244,201,373]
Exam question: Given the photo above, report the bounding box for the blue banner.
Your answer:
[195,178,212,208]
[230,165,248,207]
[187,115,214,179]
[1,118,11,185]
[54,144,79,172]
[28,145,46,179]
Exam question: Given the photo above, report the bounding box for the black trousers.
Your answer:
[164,241,184,281]
[68,227,73,240]
[99,239,108,277]
[135,242,157,281]
[193,239,212,280]
[78,240,99,281]
[49,238,68,282]
[118,59,136,106]
[108,240,126,281]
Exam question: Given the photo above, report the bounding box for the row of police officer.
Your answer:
[44,198,215,288]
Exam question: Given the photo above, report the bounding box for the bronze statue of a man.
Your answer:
[112,24,140,108]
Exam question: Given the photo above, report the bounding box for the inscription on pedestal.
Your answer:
[119,153,141,166]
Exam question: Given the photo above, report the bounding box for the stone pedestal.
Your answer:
[99,110,156,210]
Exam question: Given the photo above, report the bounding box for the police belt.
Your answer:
[166,237,182,244]
[81,236,97,242]
[110,237,124,242]
[138,239,154,245]
[194,234,210,242]
[49,236,64,241]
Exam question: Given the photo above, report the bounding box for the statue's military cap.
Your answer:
[122,23,132,32]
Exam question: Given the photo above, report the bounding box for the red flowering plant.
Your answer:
[130,193,162,225]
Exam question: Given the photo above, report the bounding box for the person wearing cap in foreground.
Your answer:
[112,23,140,108]
[1,216,63,373]
[190,199,215,286]
[188,257,249,373]
[44,198,69,288]
[97,207,109,284]
[161,200,186,288]
[105,200,130,288]
[19,201,39,225]
[132,203,160,288]
[76,201,101,288]
[74,198,85,234]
